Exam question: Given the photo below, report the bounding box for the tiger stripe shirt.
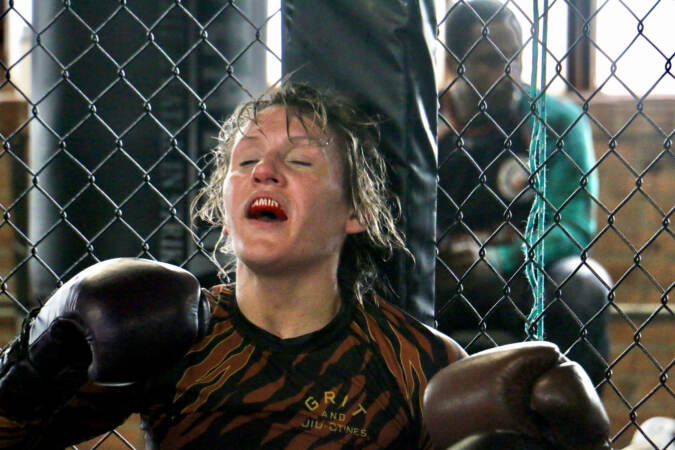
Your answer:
[140,286,463,449]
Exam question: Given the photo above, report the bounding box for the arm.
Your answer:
[487,98,598,275]
[0,258,209,448]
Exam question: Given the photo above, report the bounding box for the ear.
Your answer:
[344,212,366,235]
[222,225,229,235]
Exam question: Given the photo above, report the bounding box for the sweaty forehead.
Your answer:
[241,106,328,144]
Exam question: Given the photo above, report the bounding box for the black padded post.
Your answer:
[282,0,438,324]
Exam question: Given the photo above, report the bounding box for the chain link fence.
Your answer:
[0,1,672,449]
[435,2,672,449]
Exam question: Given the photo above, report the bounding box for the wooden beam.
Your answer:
[567,0,596,91]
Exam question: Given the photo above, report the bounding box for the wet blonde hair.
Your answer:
[191,82,409,300]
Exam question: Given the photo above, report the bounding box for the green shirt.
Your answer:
[488,92,598,275]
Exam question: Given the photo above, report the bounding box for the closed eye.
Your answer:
[240,159,258,167]
[289,160,312,166]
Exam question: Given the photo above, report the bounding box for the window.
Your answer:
[509,0,569,95]
[594,0,674,97]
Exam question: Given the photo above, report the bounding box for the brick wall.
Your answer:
[588,96,673,306]
[585,95,674,449]
[606,313,672,448]
[0,92,26,337]
[1,0,29,333]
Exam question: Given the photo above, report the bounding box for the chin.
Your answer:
[237,256,279,274]
[236,246,283,267]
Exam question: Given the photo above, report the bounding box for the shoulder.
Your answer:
[521,89,588,133]
[207,284,233,298]
[203,284,235,319]
[546,94,587,128]
[358,295,467,365]
[420,320,468,363]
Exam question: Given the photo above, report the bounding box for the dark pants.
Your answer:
[436,257,611,387]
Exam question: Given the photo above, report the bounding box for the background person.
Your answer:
[435,0,611,387]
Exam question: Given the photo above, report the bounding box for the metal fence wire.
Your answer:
[0,1,672,449]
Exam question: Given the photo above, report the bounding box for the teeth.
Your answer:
[252,198,279,208]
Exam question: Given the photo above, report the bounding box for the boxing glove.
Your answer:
[422,341,610,450]
[0,258,209,419]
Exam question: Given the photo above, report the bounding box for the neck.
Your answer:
[235,259,343,339]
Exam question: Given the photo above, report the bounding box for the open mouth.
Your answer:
[247,197,288,222]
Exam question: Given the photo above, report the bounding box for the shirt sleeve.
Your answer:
[487,95,598,275]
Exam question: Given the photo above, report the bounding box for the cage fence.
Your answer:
[0,0,672,449]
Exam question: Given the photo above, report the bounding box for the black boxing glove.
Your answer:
[422,342,610,450]
[0,258,209,420]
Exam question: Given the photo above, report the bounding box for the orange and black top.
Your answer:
[141,286,463,449]
[0,286,463,449]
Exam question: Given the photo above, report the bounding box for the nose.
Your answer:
[252,154,285,185]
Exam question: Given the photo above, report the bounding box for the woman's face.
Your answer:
[222,106,364,275]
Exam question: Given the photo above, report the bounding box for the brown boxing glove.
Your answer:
[422,341,610,450]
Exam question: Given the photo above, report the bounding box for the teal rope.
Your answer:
[523,0,549,341]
